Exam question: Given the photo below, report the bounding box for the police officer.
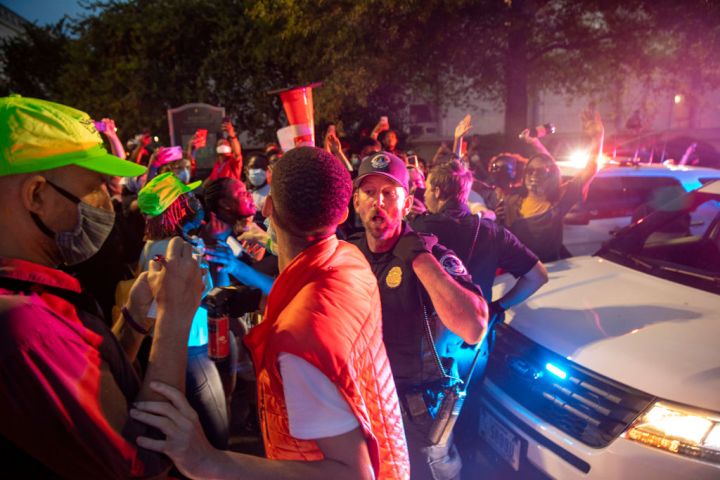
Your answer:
[412,159,548,450]
[350,152,488,480]
[415,159,548,311]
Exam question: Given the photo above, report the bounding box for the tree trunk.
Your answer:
[504,0,529,140]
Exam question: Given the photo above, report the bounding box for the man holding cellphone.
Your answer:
[196,118,243,184]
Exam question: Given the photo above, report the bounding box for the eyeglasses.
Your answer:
[525,166,553,178]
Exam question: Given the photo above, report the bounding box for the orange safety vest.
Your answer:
[245,236,410,479]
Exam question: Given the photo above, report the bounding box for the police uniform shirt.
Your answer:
[350,222,482,387]
[410,200,538,299]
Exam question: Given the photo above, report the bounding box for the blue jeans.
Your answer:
[186,344,229,449]
[402,409,462,480]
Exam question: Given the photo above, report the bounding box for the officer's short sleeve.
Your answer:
[497,224,540,278]
[431,242,484,298]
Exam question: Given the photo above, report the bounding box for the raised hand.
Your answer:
[370,116,390,139]
[518,128,534,144]
[454,114,472,140]
[141,132,152,147]
[324,125,342,155]
[581,106,604,140]
[100,118,118,138]
[221,120,236,138]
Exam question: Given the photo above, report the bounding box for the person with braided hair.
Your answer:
[137,172,231,450]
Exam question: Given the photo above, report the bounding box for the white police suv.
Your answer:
[560,162,720,257]
[479,180,720,478]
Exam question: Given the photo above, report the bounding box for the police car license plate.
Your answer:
[479,409,521,471]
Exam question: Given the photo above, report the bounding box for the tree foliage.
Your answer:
[1,0,718,143]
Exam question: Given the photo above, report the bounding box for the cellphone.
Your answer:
[93,120,106,133]
[407,155,419,169]
[380,116,389,124]
[327,124,336,136]
[226,236,244,257]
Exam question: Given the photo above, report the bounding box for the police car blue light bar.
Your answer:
[545,362,567,380]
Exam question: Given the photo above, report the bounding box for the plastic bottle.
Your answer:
[526,123,556,139]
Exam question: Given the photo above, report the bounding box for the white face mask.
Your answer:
[216,145,232,155]
[263,216,278,256]
[247,168,267,187]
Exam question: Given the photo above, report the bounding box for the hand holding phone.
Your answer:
[194,129,208,148]
[407,154,419,169]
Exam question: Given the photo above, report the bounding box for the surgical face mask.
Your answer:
[263,216,279,256]
[124,175,145,193]
[216,145,232,155]
[31,180,115,266]
[247,168,267,187]
[176,168,191,184]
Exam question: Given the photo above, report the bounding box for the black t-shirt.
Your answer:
[350,223,481,387]
[505,176,585,262]
[410,201,538,299]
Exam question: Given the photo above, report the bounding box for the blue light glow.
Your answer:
[545,363,567,380]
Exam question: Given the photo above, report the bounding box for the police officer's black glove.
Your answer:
[489,300,506,325]
[393,231,438,265]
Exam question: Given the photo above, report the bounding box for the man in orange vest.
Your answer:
[131,147,410,479]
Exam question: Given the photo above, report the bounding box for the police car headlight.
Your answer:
[624,401,720,464]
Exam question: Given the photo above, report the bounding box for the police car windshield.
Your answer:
[598,181,720,294]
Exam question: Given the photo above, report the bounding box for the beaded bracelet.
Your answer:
[122,306,150,335]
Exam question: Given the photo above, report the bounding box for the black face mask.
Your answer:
[31,180,115,266]
[489,162,517,189]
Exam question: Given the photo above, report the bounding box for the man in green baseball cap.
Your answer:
[0,95,204,477]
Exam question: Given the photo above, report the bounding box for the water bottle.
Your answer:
[525,123,556,139]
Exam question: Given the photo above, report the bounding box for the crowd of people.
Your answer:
[0,93,604,479]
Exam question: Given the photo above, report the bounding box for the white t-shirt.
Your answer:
[138,239,208,347]
[279,352,359,439]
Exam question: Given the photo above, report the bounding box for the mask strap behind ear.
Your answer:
[30,212,55,239]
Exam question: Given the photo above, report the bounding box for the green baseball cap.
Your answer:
[138,172,202,217]
[0,95,147,177]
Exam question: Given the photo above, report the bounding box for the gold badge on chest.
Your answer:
[385,266,403,288]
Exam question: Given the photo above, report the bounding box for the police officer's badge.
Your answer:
[371,155,389,169]
[439,254,467,277]
[386,266,402,288]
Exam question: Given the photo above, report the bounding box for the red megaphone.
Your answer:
[269,82,322,149]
